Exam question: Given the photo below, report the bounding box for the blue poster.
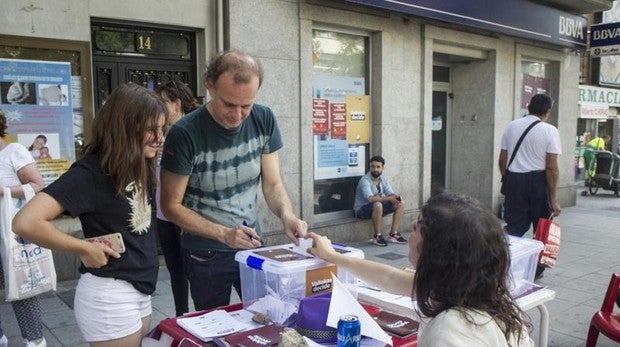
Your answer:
[317,138,349,167]
[0,58,75,185]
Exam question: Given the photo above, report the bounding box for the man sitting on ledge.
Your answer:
[353,155,405,246]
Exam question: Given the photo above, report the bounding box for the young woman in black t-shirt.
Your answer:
[13,83,167,347]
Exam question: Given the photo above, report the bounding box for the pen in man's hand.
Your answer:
[243,220,253,241]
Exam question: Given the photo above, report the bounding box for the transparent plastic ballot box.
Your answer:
[235,243,364,325]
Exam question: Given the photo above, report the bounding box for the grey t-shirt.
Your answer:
[161,104,283,251]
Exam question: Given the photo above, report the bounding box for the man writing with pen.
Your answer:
[160,51,307,311]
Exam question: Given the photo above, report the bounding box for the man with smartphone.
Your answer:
[353,155,406,246]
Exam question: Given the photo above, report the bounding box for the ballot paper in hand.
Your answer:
[292,237,314,257]
[327,274,393,346]
[176,309,251,342]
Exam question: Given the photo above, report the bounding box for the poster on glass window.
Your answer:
[313,75,369,180]
[522,74,549,109]
[0,58,74,186]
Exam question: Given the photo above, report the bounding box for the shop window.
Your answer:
[312,29,370,216]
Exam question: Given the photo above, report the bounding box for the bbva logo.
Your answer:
[559,16,584,40]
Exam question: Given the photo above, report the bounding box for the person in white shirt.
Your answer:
[306,192,534,347]
[0,110,47,347]
[498,93,561,279]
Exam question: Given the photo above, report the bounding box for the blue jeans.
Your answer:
[156,218,188,316]
[181,248,241,311]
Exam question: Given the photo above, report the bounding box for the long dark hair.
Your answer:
[414,192,529,343]
[83,83,167,199]
[155,80,199,115]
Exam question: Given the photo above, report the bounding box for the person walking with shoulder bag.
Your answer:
[498,94,562,279]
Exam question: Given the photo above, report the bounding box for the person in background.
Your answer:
[498,93,561,280]
[588,134,611,152]
[353,155,405,246]
[12,84,167,347]
[154,79,199,317]
[0,110,46,347]
[28,135,47,159]
[581,132,592,185]
[160,50,307,311]
[307,192,533,347]
[583,134,611,189]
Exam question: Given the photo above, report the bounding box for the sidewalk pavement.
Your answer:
[1,189,619,346]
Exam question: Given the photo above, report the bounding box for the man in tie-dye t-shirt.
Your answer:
[160,51,307,311]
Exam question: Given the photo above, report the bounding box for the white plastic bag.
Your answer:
[0,185,57,301]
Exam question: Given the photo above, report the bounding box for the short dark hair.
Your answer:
[528,94,554,116]
[370,155,385,166]
[155,79,199,114]
[203,50,263,88]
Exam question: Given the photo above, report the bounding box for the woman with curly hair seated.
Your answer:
[307,192,533,346]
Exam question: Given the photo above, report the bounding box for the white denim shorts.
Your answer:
[74,273,152,342]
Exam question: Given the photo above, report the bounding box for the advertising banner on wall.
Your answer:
[330,103,347,140]
[590,22,620,57]
[312,98,329,135]
[313,75,368,180]
[346,0,587,49]
[0,58,75,186]
[579,104,609,119]
[345,95,370,144]
[579,84,620,107]
[577,85,620,119]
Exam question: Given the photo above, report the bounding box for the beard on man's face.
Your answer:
[371,171,381,178]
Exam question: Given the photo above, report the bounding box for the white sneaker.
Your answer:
[0,335,8,347]
[24,337,46,347]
